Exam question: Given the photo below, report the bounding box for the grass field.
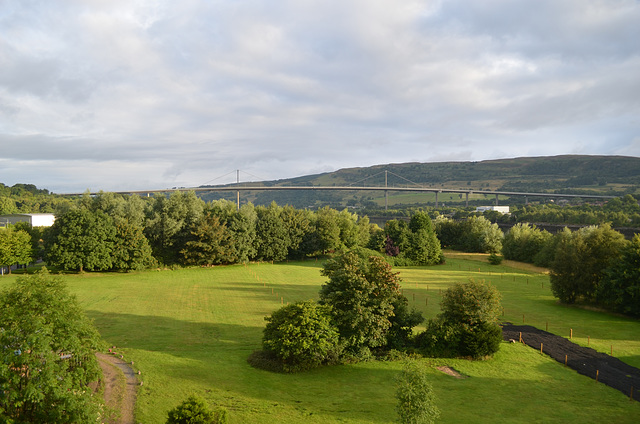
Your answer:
[2,254,639,423]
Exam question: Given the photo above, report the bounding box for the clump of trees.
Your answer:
[434,216,503,254]
[0,270,103,423]
[254,251,425,371]
[417,280,503,359]
[255,252,505,373]
[4,191,448,273]
[383,212,444,266]
[549,224,628,305]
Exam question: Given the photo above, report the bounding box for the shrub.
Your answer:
[488,253,503,265]
[262,300,339,372]
[166,395,227,424]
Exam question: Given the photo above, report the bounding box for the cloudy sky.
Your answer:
[1,0,639,193]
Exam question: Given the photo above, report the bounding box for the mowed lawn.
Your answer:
[2,254,639,423]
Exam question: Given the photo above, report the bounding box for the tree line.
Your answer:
[2,190,638,317]
[0,191,444,274]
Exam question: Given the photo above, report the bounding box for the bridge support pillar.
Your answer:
[465,192,469,208]
[435,191,439,208]
[495,194,499,206]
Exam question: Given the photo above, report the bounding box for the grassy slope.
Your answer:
[2,257,639,423]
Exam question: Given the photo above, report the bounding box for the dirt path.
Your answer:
[502,323,640,401]
[96,352,139,424]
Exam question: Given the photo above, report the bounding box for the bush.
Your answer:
[488,253,503,265]
[262,300,339,372]
[166,395,227,424]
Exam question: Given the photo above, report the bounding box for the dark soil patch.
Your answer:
[502,323,639,401]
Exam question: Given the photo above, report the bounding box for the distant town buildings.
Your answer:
[475,206,510,214]
[0,213,56,227]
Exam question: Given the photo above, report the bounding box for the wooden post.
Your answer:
[564,355,568,367]
[570,328,573,339]
[540,343,543,354]
[425,297,428,306]
[519,332,522,343]
[596,370,599,383]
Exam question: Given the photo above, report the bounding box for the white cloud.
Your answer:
[0,0,638,192]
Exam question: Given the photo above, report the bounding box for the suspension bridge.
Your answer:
[62,169,618,209]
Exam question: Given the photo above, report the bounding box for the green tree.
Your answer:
[599,234,640,316]
[395,361,440,424]
[550,224,627,304]
[502,223,552,263]
[262,300,339,372]
[44,208,116,272]
[0,228,33,275]
[439,280,502,326]
[166,395,228,424]
[319,252,402,354]
[0,196,18,214]
[281,205,312,258]
[314,206,341,253]
[254,202,290,261]
[145,191,204,264]
[180,212,235,265]
[0,270,102,423]
[418,280,502,359]
[209,200,257,262]
[458,216,503,254]
[406,212,443,266]
[111,217,156,271]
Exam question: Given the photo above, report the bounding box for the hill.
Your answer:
[199,155,640,208]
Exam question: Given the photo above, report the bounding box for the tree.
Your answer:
[395,361,440,424]
[0,270,102,423]
[44,208,115,272]
[550,224,627,304]
[502,223,552,263]
[111,217,156,271]
[599,234,640,316]
[406,212,443,266]
[418,280,502,359]
[0,228,33,275]
[262,300,339,372]
[180,212,235,265]
[254,202,290,261]
[145,191,204,264]
[458,216,503,254]
[209,200,257,263]
[281,205,312,258]
[319,252,403,354]
[439,280,502,326]
[314,206,341,253]
[166,395,228,424]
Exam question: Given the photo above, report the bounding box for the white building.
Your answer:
[475,206,510,214]
[0,213,56,227]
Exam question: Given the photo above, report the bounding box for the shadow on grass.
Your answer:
[86,310,401,423]
[86,310,263,354]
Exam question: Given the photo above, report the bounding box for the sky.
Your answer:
[1,0,639,193]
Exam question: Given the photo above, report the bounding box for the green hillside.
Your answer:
[200,155,640,208]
